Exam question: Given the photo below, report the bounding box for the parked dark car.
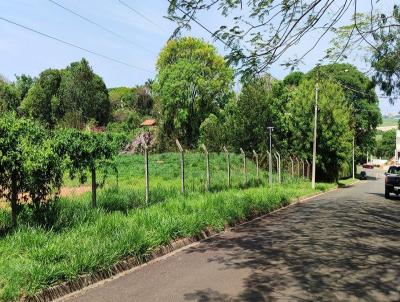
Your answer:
[384,166,400,198]
[359,171,367,180]
[363,164,374,169]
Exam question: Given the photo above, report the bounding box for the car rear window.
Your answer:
[388,167,400,174]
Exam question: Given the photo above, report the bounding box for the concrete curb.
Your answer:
[23,185,342,302]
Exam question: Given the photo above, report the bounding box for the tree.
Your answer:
[328,4,400,100]
[0,81,19,112]
[152,37,234,147]
[222,76,288,154]
[54,130,123,208]
[199,113,223,152]
[287,78,353,182]
[109,85,153,115]
[307,64,382,159]
[167,1,387,79]
[0,113,63,227]
[14,74,34,101]
[20,69,62,127]
[20,84,52,126]
[376,129,396,159]
[57,59,110,126]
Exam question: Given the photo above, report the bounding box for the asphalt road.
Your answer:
[63,175,400,302]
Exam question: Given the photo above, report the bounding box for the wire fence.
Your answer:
[124,141,313,204]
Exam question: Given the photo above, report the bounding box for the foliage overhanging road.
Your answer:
[64,175,400,302]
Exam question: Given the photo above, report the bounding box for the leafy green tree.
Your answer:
[376,129,396,159]
[58,59,110,126]
[168,1,371,79]
[20,84,52,126]
[307,64,382,159]
[20,69,62,127]
[199,113,223,152]
[153,37,234,148]
[287,78,353,182]
[14,74,34,101]
[222,76,288,154]
[54,130,124,208]
[109,85,153,115]
[0,113,63,227]
[0,81,19,112]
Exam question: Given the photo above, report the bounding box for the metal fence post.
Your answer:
[275,152,281,183]
[253,150,259,181]
[274,152,280,183]
[176,139,185,194]
[240,148,247,184]
[223,146,231,188]
[267,150,272,186]
[301,159,305,178]
[201,144,210,191]
[306,159,310,179]
[290,157,294,176]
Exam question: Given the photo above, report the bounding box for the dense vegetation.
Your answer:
[0,35,382,301]
[0,153,334,301]
[376,129,396,159]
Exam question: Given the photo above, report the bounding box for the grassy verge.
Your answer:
[0,154,336,301]
[338,177,359,187]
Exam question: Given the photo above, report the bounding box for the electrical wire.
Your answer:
[48,0,154,54]
[118,0,167,34]
[0,16,154,74]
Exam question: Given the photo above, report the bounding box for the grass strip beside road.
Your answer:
[0,181,334,301]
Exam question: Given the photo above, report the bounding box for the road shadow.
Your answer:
[184,192,400,301]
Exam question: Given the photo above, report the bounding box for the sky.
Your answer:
[0,0,397,115]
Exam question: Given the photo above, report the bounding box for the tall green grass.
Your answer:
[0,153,334,301]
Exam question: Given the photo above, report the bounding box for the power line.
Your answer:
[48,0,154,54]
[118,0,166,34]
[0,16,154,74]
[168,0,235,51]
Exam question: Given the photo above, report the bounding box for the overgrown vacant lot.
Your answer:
[0,153,334,301]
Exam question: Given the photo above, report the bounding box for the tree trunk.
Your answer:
[91,167,97,208]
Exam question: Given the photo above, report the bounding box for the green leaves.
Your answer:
[54,129,123,185]
[0,113,63,225]
[153,37,234,148]
[287,78,353,181]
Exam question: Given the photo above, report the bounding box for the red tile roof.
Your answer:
[141,119,156,126]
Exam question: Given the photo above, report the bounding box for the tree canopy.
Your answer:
[168,1,390,79]
[153,37,234,148]
[0,113,63,227]
[307,64,382,158]
[287,78,353,182]
[18,59,110,128]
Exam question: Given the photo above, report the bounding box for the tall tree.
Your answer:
[222,76,288,153]
[153,37,234,147]
[58,59,110,126]
[287,78,353,182]
[376,129,396,159]
[14,74,34,101]
[0,81,19,112]
[20,69,62,127]
[307,64,382,158]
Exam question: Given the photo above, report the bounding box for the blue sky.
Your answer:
[0,0,396,114]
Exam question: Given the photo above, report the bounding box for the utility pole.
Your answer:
[312,82,319,189]
[352,135,355,179]
[267,126,274,187]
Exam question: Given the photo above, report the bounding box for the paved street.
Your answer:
[64,175,400,302]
